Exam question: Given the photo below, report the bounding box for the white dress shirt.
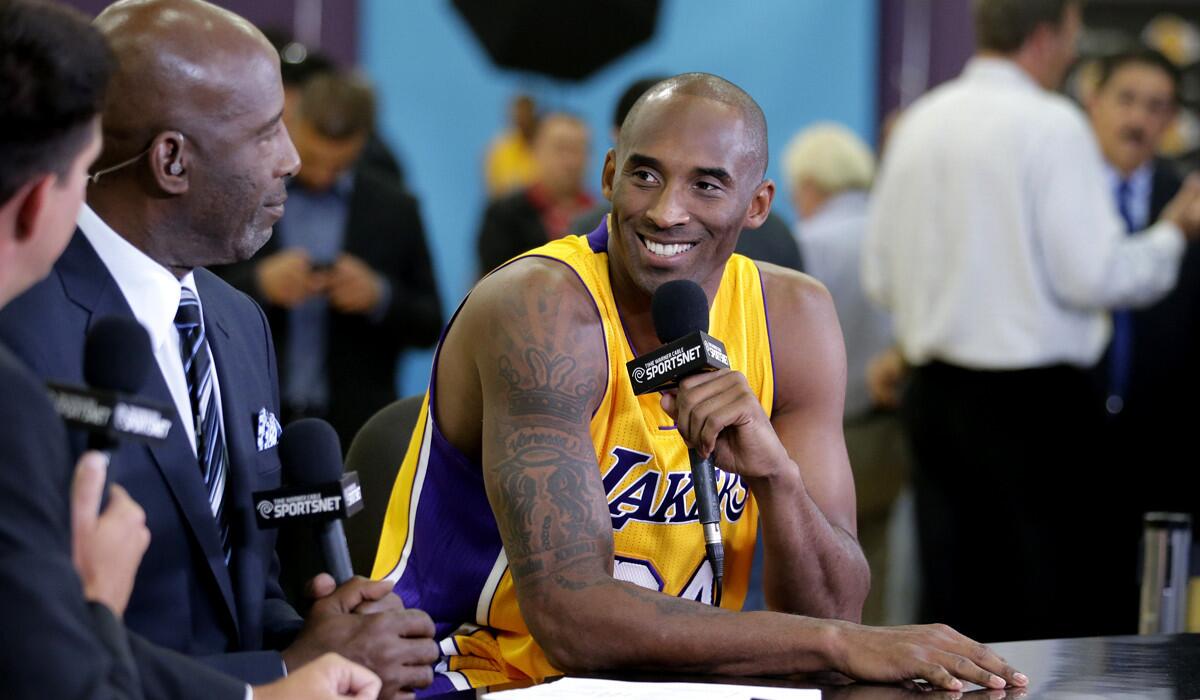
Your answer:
[796,190,893,417]
[77,204,221,455]
[863,57,1185,370]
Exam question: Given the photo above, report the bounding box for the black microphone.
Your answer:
[47,317,172,450]
[626,279,726,604]
[254,418,363,585]
[625,282,730,396]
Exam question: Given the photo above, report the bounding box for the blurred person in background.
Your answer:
[783,123,908,626]
[570,76,804,272]
[267,31,407,187]
[864,0,1200,642]
[477,111,594,275]
[1085,46,1200,575]
[484,93,540,198]
[216,71,442,452]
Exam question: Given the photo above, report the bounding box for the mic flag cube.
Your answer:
[625,331,730,396]
[253,472,364,529]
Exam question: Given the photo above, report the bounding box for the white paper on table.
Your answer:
[481,677,821,699]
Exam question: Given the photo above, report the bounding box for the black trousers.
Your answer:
[903,362,1139,642]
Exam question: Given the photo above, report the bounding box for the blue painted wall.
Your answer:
[361,0,878,394]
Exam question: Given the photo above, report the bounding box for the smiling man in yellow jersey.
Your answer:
[373,73,1026,694]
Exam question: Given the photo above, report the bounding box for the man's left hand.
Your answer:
[660,368,792,484]
[326,254,384,314]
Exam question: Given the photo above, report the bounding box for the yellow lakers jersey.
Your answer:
[372,219,775,693]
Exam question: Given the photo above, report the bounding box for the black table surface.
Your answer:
[429,633,1200,699]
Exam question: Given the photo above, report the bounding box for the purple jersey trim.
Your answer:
[586,216,609,253]
[757,264,776,416]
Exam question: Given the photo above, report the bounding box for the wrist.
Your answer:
[83,583,124,618]
[745,454,802,499]
[816,617,850,672]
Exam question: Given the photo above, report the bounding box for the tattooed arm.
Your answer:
[440,259,1023,691]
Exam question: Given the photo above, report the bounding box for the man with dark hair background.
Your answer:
[1085,46,1200,606]
[477,111,596,275]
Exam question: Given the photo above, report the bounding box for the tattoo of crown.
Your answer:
[501,348,596,422]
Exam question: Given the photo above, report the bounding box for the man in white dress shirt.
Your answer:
[864,0,1200,642]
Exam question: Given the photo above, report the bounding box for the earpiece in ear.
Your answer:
[169,162,183,176]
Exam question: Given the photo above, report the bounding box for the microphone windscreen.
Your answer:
[279,418,344,486]
[84,316,153,394]
[651,279,710,343]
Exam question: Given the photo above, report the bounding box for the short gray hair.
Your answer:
[782,123,874,195]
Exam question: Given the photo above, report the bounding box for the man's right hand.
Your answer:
[70,451,151,616]
[1159,174,1200,239]
[866,347,908,410]
[828,621,1027,691]
[282,576,440,699]
[254,653,381,700]
[257,248,322,308]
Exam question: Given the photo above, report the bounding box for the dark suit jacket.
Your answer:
[216,167,442,450]
[477,188,551,276]
[1107,161,1200,518]
[0,342,246,699]
[0,231,303,686]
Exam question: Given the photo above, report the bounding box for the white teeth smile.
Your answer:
[642,237,696,257]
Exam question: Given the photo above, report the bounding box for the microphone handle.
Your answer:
[86,433,116,510]
[688,448,721,526]
[318,519,355,585]
[688,448,724,604]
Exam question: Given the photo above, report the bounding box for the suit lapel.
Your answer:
[198,273,267,649]
[59,232,241,637]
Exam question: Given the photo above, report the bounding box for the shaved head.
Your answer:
[85,0,299,274]
[92,0,278,170]
[619,73,768,179]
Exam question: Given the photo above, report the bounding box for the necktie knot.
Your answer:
[175,287,203,330]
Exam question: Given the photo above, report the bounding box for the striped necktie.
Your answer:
[174,287,231,562]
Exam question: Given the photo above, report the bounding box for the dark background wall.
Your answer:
[62,0,359,65]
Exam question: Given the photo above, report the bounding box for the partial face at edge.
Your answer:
[37,120,103,279]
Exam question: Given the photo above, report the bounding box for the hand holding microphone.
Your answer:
[70,451,150,616]
[264,418,439,697]
[627,280,794,605]
[61,317,161,615]
[640,280,792,482]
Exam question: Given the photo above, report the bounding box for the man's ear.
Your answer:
[744,178,775,230]
[13,174,54,244]
[601,148,617,202]
[147,131,188,195]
